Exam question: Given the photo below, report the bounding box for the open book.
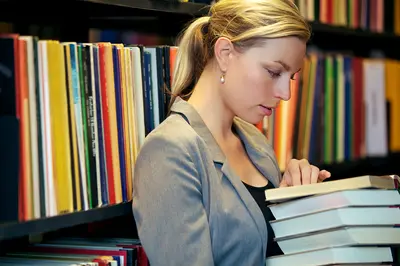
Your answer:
[265,175,400,203]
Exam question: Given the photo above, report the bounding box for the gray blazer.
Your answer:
[132,97,282,266]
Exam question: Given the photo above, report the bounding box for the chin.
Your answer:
[235,112,264,125]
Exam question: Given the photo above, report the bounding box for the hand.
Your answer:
[280,158,331,187]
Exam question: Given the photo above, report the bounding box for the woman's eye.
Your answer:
[268,70,281,78]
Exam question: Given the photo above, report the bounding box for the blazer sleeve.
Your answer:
[132,133,215,266]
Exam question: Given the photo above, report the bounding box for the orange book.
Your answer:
[18,38,32,221]
[97,43,116,204]
[97,43,123,204]
[169,47,178,86]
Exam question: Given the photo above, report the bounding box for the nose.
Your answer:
[274,79,292,101]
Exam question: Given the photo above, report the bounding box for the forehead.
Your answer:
[243,37,306,70]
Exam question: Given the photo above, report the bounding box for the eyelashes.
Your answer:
[267,70,281,79]
[267,69,297,80]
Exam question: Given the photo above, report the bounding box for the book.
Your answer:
[265,175,399,203]
[265,174,400,265]
[0,237,149,266]
[270,206,400,239]
[269,189,400,220]
[265,246,393,266]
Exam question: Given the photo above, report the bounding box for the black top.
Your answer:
[242,181,284,258]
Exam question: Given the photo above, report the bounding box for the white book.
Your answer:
[363,59,388,156]
[38,41,57,217]
[265,246,393,266]
[269,189,400,220]
[130,47,145,150]
[86,43,102,207]
[265,175,398,203]
[275,227,400,255]
[270,206,400,239]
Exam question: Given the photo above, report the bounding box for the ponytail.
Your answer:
[168,16,211,112]
[166,0,311,114]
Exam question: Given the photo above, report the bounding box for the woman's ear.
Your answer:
[213,37,234,73]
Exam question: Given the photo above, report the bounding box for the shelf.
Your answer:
[310,21,400,40]
[1,1,399,43]
[312,152,400,181]
[82,0,209,16]
[0,202,132,242]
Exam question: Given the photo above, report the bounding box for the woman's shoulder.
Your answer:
[137,114,202,161]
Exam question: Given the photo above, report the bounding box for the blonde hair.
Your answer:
[169,0,311,110]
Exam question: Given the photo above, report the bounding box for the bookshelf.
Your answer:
[0,202,132,242]
[310,21,400,39]
[315,152,400,181]
[83,0,209,15]
[0,0,399,264]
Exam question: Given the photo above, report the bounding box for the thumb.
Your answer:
[318,170,331,182]
[279,178,289,187]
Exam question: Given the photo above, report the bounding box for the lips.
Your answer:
[259,105,273,116]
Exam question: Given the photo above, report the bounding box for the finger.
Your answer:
[282,168,292,186]
[288,159,302,186]
[310,166,320,184]
[279,176,289,187]
[318,170,331,182]
[299,159,312,185]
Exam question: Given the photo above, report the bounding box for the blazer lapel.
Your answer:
[233,118,282,188]
[169,97,269,254]
[219,161,268,254]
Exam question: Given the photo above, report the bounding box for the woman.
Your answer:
[132,0,331,265]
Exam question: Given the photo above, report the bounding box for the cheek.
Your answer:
[243,70,274,98]
[224,60,273,104]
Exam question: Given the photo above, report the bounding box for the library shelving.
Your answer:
[0,202,132,242]
[1,0,399,265]
[83,0,209,15]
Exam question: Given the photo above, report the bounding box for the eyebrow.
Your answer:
[274,60,291,71]
[274,60,301,73]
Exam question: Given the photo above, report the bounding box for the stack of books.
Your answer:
[265,175,400,266]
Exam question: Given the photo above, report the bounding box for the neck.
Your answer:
[187,66,235,143]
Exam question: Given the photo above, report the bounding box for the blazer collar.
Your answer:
[169,97,280,187]
[233,119,281,188]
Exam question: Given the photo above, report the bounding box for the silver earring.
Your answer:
[220,74,225,84]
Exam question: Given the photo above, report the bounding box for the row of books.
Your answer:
[0,33,177,223]
[294,0,400,34]
[0,237,149,266]
[164,0,400,35]
[259,50,400,171]
[264,174,400,265]
[1,32,398,223]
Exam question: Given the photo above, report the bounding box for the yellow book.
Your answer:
[126,47,137,199]
[48,40,74,214]
[385,60,400,152]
